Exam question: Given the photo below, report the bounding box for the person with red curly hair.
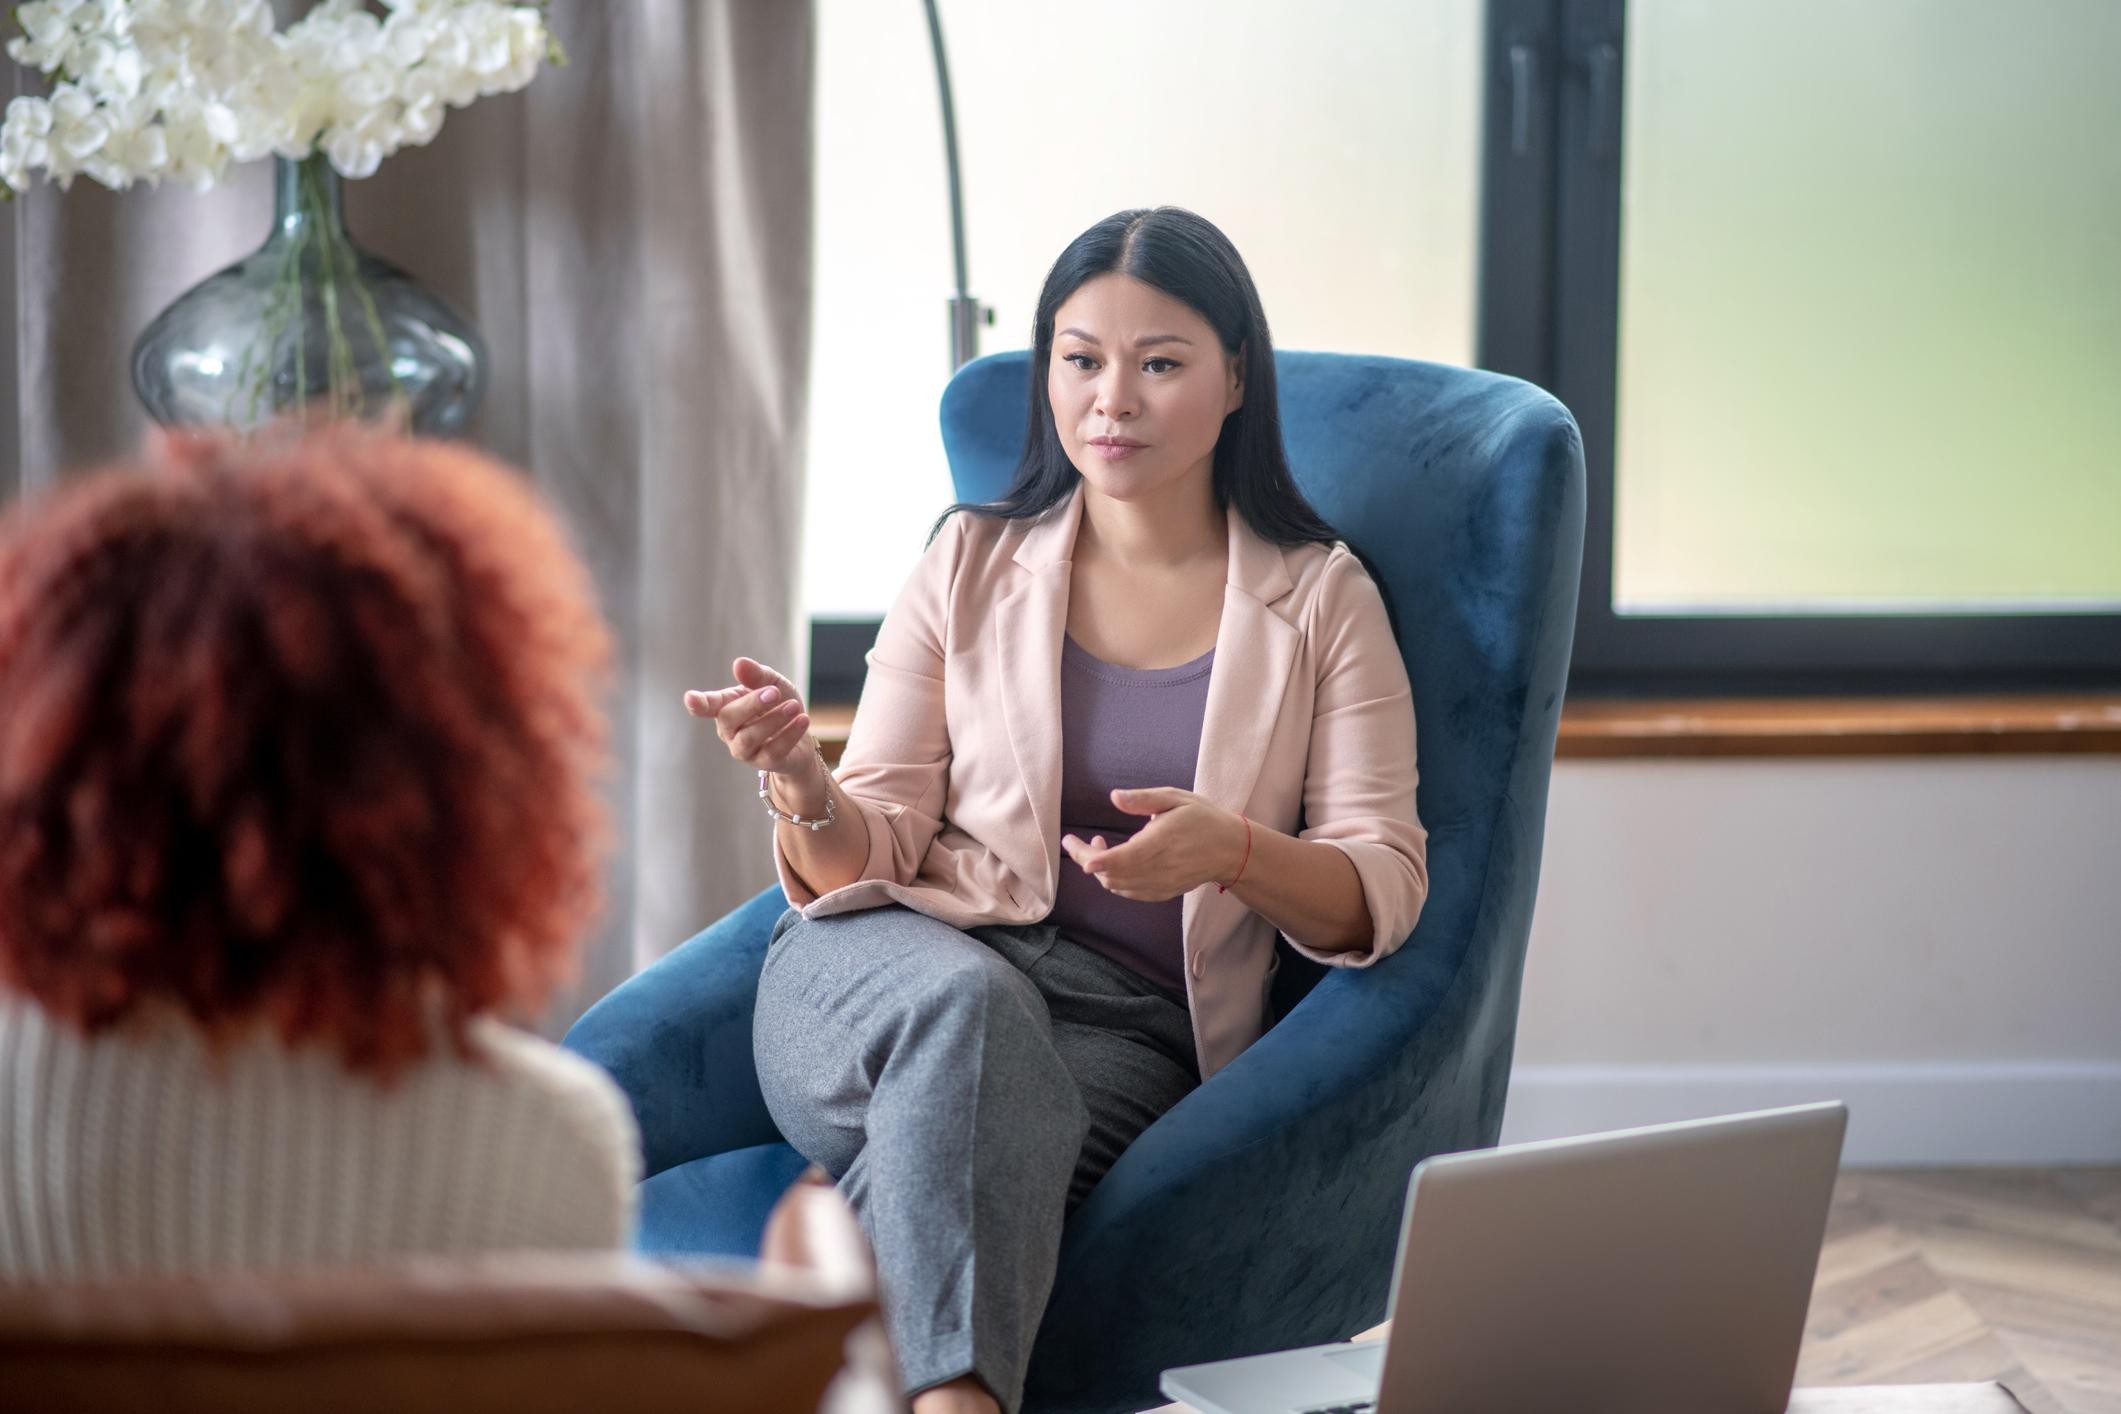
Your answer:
[0,423,639,1280]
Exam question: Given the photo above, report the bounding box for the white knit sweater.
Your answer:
[0,991,640,1282]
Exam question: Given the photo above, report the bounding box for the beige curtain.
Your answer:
[0,2,817,1026]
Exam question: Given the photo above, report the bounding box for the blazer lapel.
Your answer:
[992,489,1082,892]
[1183,510,1299,984]
[1191,506,1299,817]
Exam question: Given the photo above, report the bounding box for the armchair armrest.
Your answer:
[564,886,792,1179]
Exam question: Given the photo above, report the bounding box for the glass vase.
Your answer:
[131,155,487,436]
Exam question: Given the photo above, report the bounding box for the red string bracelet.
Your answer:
[1217,812,1252,894]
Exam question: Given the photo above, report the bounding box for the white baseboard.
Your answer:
[1500,1062,2121,1165]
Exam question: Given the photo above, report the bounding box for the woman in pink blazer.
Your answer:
[687,208,1427,1414]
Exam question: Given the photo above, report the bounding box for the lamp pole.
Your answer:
[922,0,992,371]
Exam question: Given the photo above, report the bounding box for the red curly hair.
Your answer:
[0,423,612,1077]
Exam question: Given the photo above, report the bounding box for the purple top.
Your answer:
[1047,633,1216,1002]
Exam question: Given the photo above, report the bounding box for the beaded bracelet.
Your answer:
[759,739,837,831]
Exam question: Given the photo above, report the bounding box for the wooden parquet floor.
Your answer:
[1799,1169,2121,1414]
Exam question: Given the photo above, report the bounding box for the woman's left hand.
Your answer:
[1061,787,1246,902]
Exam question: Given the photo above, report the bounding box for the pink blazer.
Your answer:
[775,486,1428,1079]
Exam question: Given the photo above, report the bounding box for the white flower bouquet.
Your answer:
[1,0,563,195]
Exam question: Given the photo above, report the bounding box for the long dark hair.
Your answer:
[933,207,1343,552]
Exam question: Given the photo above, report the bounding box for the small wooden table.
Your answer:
[1143,1382,2030,1414]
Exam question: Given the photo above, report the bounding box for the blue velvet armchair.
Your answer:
[564,350,1585,1414]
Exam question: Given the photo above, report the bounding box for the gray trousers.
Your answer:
[753,904,1199,1414]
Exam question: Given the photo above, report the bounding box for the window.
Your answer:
[1482,0,2121,693]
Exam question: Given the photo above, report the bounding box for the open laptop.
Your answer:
[1161,1102,1848,1414]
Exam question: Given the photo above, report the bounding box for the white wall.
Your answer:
[1502,756,2121,1165]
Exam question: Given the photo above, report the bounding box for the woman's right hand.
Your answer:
[685,656,818,779]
